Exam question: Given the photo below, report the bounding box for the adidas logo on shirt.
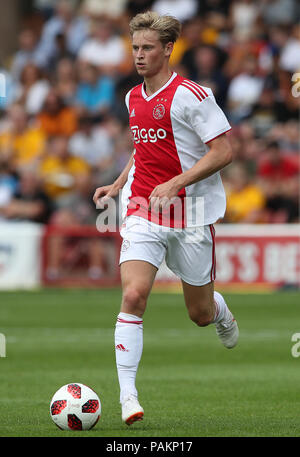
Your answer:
[130,108,135,118]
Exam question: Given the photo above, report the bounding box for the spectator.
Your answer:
[37,89,78,136]
[83,0,128,19]
[199,8,229,47]
[114,125,134,177]
[258,141,299,222]
[15,63,50,115]
[278,24,300,73]
[229,123,266,173]
[127,0,155,17]
[227,55,265,122]
[0,66,17,110]
[224,162,266,223]
[69,115,115,178]
[229,0,260,42]
[75,63,115,117]
[261,0,299,26]
[0,104,46,170]
[0,168,53,223]
[262,176,299,222]
[0,0,299,227]
[152,0,198,22]
[170,17,203,69]
[246,87,288,136]
[266,24,300,73]
[189,44,229,108]
[50,172,100,226]
[261,67,300,123]
[180,24,228,81]
[78,16,127,76]
[10,29,40,83]
[198,0,230,16]
[47,32,76,72]
[0,161,18,218]
[280,120,300,153]
[46,172,108,281]
[53,57,78,106]
[39,135,89,202]
[258,140,299,180]
[34,0,89,68]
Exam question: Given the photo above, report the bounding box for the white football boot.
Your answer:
[121,395,144,425]
[215,308,239,349]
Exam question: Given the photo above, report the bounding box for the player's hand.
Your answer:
[93,184,119,208]
[148,179,180,213]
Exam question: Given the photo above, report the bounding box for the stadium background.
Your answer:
[0,0,299,289]
[0,0,299,438]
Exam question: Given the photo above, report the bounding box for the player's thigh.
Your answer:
[182,279,215,325]
[120,260,158,316]
[119,216,167,316]
[165,225,216,287]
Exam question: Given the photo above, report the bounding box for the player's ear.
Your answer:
[164,42,174,57]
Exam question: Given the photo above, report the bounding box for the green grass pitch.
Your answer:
[0,288,299,437]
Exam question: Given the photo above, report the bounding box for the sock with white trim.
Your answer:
[115,312,143,403]
[212,291,229,324]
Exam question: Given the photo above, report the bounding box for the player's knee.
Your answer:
[122,287,147,316]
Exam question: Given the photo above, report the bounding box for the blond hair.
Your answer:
[129,11,181,46]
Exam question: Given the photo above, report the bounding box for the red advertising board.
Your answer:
[214,225,300,289]
[40,223,299,290]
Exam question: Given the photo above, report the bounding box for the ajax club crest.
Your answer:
[153,103,165,120]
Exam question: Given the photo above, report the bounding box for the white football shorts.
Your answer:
[119,216,216,286]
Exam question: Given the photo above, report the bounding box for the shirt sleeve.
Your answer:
[179,85,231,144]
[125,89,132,113]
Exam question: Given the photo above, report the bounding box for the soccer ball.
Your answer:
[50,383,101,430]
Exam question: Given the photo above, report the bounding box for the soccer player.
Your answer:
[93,11,239,425]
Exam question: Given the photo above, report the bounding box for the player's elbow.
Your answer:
[222,144,233,167]
[209,135,233,168]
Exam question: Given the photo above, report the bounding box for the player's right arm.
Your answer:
[93,151,134,207]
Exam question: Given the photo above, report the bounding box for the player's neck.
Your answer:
[143,69,173,96]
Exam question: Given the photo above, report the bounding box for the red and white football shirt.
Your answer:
[122,72,231,227]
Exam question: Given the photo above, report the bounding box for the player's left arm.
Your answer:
[173,133,232,189]
[149,133,232,206]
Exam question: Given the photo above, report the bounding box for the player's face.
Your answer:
[132,30,172,78]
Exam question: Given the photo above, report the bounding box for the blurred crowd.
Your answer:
[0,0,299,232]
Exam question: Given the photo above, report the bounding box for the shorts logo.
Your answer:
[153,104,165,120]
[121,239,130,252]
